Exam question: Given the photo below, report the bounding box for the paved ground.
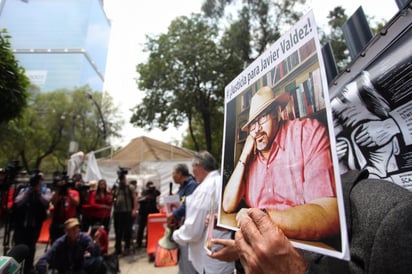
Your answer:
[105,239,178,274]
[1,231,178,274]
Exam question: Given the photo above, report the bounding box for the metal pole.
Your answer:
[86,92,107,143]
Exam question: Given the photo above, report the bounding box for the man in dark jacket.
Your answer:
[13,171,51,274]
[136,181,160,248]
[167,163,198,274]
[36,218,106,274]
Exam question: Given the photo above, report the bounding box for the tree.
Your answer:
[0,86,122,173]
[0,29,29,124]
[132,1,306,157]
[202,0,306,63]
[320,6,390,73]
[318,6,350,73]
[132,14,239,155]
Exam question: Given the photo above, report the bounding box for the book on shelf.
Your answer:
[310,68,325,111]
[299,38,316,61]
[285,81,299,118]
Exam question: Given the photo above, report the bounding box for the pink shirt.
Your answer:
[244,119,336,210]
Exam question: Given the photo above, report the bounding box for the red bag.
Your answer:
[154,245,179,267]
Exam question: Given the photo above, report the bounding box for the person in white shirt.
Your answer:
[173,151,235,274]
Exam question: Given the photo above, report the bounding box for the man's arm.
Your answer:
[132,190,138,217]
[172,192,209,245]
[222,134,255,213]
[266,197,340,240]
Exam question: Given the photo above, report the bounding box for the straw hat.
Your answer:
[87,180,98,191]
[241,86,290,131]
[64,218,80,230]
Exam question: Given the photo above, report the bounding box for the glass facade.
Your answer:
[0,0,110,92]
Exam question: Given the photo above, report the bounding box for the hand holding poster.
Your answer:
[218,10,349,260]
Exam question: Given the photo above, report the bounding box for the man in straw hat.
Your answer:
[222,86,338,241]
[36,218,106,274]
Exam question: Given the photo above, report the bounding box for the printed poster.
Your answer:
[329,7,412,190]
[218,10,349,260]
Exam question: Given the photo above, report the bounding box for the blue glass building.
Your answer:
[0,0,110,92]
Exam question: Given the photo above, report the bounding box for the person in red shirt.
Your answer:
[49,172,80,244]
[89,179,112,232]
[90,225,109,256]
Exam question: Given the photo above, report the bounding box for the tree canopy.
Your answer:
[0,86,122,173]
[132,1,306,157]
[0,29,29,124]
[132,14,240,155]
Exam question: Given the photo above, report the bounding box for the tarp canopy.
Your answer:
[94,136,196,202]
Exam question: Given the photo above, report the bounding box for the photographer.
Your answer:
[136,181,160,248]
[13,170,51,274]
[49,172,80,244]
[112,168,137,256]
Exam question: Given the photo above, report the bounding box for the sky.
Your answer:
[102,0,399,147]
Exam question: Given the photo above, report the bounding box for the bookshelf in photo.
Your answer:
[234,38,325,150]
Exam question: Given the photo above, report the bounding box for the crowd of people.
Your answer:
[0,166,164,274]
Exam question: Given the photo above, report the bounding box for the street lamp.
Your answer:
[86,92,107,144]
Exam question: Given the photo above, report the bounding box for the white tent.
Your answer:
[93,136,196,202]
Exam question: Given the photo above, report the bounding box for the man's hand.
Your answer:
[235,208,307,274]
[167,213,179,229]
[208,238,239,262]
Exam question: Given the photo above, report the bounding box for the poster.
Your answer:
[329,7,412,190]
[163,195,181,215]
[218,11,349,260]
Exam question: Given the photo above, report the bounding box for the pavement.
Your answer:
[32,241,179,274]
[104,242,178,274]
[0,230,178,274]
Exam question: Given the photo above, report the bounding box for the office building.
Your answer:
[0,0,110,92]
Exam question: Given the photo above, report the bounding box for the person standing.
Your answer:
[167,163,198,274]
[49,172,80,244]
[112,172,137,255]
[173,151,235,274]
[136,181,160,248]
[89,179,112,232]
[13,170,51,273]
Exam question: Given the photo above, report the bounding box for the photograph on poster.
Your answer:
[163,195,181,215]
[218,11,348,259]
[330,19,412,191]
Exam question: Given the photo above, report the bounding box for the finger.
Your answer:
[246,208,276,238]
[237,214,260,247]
[235,231,256,273]
[210,238,234,246]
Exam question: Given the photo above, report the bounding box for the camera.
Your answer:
[117,166,129,177]
[117,166,130,181]
[1,160,22,190]
[53,171,71,196]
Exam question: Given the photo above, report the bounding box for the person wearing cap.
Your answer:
[222,86,338,241]
[35,217,106,274]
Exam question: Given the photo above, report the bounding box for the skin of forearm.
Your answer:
[222,163,245,213]
[267,197,340,240]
